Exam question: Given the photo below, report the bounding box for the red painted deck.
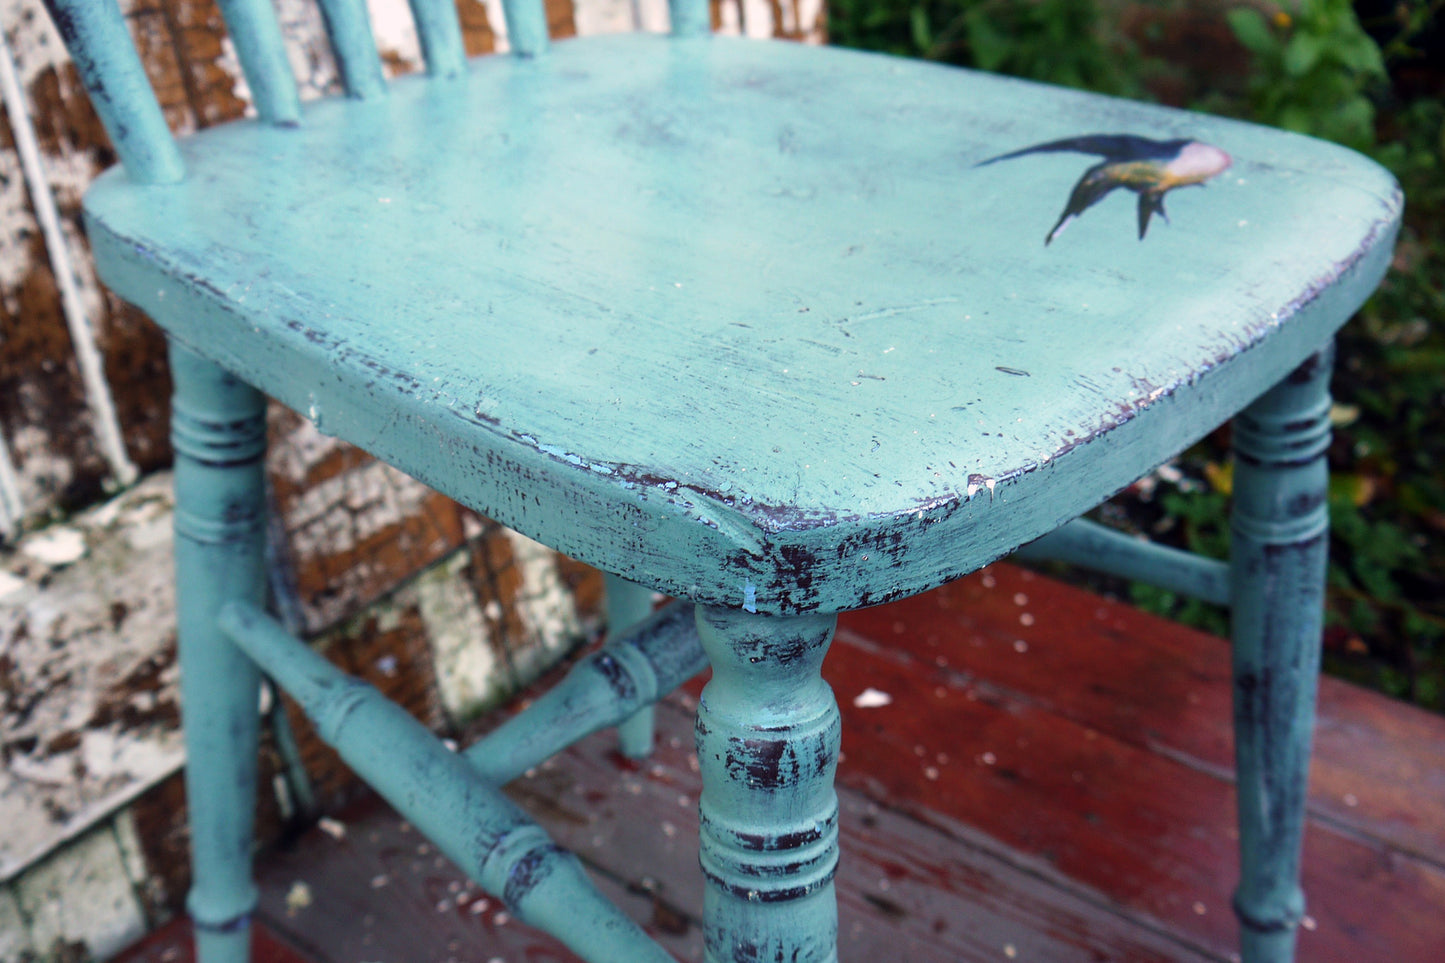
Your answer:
[115,564,1445,962]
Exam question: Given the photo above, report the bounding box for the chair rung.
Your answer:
[465,600,704,784]
[1015,517,1231,607]
[216,601,673,963]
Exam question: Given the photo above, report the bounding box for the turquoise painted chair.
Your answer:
[44,1,1400,961]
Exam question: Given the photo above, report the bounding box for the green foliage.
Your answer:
[1223,1,1385,150]
[830,0,1445,711]
[827,0,1146,96]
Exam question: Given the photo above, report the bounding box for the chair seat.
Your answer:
[83,33,1400,615]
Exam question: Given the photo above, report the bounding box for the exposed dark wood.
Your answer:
[112,565,1445,963]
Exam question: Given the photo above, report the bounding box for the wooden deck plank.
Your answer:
[831,565,1445,961]
[252,697,1218,963]
[110,564,1445,963]
[112,917,313,963]
[836,564,1445,865]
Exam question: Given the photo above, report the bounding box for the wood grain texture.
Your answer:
[832,566,1445,961]
[83,33,1400,614]
[837,563,1445,872]
[104,567,1445,963]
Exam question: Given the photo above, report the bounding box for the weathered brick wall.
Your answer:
[0,2,823,959]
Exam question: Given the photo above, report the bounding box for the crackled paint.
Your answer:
[219,600,674,963]
[1229,345,1334,963]
[415,549,502,722]
[29,5,1398,963]
[12,820,148,958]
[80,33,1399,617]
[0,473,183,882]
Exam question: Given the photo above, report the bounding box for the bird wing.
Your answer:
[976,134,1186,168]
[1046,163,1126,245]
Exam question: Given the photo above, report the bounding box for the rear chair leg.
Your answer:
[694,606,841,963]
[606,574,657,759]
[1229,342,1334,963]
[170,343,269,963]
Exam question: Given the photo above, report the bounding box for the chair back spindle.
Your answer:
[501,0,550,58]
[215,0,302,125]
[40,0,184,184]
[407,0,467,77]
[316,0,388,99]
[669,0,710,37]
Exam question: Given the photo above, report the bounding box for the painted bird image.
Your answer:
[976,134,1232,245]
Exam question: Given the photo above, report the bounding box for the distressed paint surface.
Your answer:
[84,33,1399,615]
[0,0,821,529]
[0,473,182,882]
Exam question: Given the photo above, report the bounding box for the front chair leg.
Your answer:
[694,606,841,963]
[1229,341,1334,963]
[169,343,269,963]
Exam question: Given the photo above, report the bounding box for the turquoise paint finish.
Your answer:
[218,601,674,963]
[81,34,1399,617]
[317,0,388,98]
[606,573,661,758]
[407,0,467,78]
[41,1,183,183]
[1017,516,1231,606]
[695,607,841,963]
[670,0,712,38]
[1229,345,1333,963]
[465,600,704,783]
[45,5,1403,959]
[169,344,269,963]
[215,0,301,125]
[502,0,550,57]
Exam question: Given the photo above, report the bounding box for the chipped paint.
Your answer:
[284,458,436,561]
[572,0,638,35]
[502,528,583,677]
[415,550,502,722]
[1,473,182,882]
[1,25,137,490]
[0,883,30,959]
[12,820,148,959]
[368,0,424,70]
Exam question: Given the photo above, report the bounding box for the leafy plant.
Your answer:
[828,0,1445,711]
[827,0,1146,96]
[1223,0,1387,150]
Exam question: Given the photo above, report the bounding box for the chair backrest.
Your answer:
[42,0,712,185]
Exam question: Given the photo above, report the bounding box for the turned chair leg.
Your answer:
[1229,342,1334,963]
[606,574,657,759]
[170,343,269,963]
[694,606,842,963]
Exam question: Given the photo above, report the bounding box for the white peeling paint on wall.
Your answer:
[0,2,109,302]
[0,883,30,960]
[1,0,139,531]
[273,415,436,567]
[503,528,584,678]
[573,0,639,36]
[12,822,148,960]
[479,0,513,51]
[415,551,502,722]
[633,0,671,34]
[798,0,827,41]
[283,458,437,561]
[368,0,424,71]
[273,0,343,101]
[1,27,138,493]
[0,473,182,883]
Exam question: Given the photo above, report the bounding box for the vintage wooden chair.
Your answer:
[44,1,1400,961]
